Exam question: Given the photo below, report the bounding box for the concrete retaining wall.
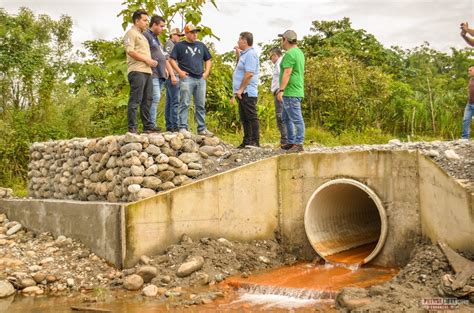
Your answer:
[0,199,125,267]
[123,157,279,267]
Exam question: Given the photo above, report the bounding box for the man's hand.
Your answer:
[146,59,158,67]
[234,46,242,58]
[461,22,469,32]
[203,72,210,80]
[178,70,188,79]
[171,75,178,86]
[235,89,243,100]
[277,90,283,103]
[230,96,236,105]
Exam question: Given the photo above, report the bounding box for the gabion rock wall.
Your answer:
[28,132,227,202]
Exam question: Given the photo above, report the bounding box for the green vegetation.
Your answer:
[0,6,473,194]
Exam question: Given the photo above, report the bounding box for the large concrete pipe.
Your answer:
[304,179,387,265]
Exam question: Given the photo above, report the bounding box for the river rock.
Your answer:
[142,177,162,189]
[159,171,175,182]
[170,137,183,150]
[120,143,142,154]
[0,280,15,298]
[203,136,220,146]
[137,266,158,283]
[145,144,161,156]
[159,182,175,191]
[148,134,165,146]
[20,278,36,289]
[168,157,184,168]
[176,256,205,278]
[178,153,200,164]
[123,274,144,291]
[22,286,43,295]
[155,154,169,164]
[6,224,22,236]
[444,149,461,160]
[142,284,159,297]
[127,184,141,194]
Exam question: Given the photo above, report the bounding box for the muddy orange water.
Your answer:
[325,242,378,264]
[5,260,398,312]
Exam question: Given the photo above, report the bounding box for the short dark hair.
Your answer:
[240,32,253,46]
[269,47,282,57]
[132,10,148,24]
[149,15,165,28]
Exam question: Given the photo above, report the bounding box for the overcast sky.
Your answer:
[2,0,474,54]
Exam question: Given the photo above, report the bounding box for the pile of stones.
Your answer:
[28,132,229,202]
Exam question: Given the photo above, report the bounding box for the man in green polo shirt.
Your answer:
[276,30,305,153]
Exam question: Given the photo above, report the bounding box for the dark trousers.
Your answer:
[238,93,260,145]
[127,71,154,130]
[274,95,288,144]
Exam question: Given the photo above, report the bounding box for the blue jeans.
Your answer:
[282,96,305,144]
[150,77,166,128]
[165,75,180,131]
[179,76,207,131]
[462,103,474,139]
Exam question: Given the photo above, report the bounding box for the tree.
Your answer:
[118,0,218,41]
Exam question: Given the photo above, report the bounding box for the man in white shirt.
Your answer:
[269,47,288,146]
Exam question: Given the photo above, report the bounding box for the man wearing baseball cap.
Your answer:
[163,27,184,132]
[169,23,214,136]
[276,30,305,153]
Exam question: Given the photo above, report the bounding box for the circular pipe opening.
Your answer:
[304,178,387,265]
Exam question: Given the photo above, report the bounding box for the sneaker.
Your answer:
[143,126,161,133]
[127,128,138,134]
[198,129,214,136]
[286,144,304,153]
[179,128,191,137]
[280,143,293,150]
[237,142,248,149]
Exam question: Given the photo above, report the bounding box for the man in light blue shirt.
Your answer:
[231,32,260,148]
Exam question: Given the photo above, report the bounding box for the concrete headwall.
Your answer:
[123,157,280,267]
[0,199,125,267]
[278,150,421,266]
[418,155,474,252]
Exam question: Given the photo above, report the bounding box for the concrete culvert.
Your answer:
[304,178,387,265]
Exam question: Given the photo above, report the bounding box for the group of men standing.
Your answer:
[124,10,213,136]
[124,10,306,151]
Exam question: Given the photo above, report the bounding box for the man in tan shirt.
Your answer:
[123,10,159,133]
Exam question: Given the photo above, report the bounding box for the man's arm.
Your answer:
[128,51,157,67]
[461,31,474,47]
[165,60,177,85]
[277,67,293,102]
[170,58,188,79]
[203,59,212,80]
[235,72,254,99]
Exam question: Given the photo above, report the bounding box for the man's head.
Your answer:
[169,27,184,42]
[269,47,282,64]
[132,10,149,31]
[149,15,166,35]
[184,23,200,43]
[469,65,474,78]
[278,30,297,50]
[238,32,253,50]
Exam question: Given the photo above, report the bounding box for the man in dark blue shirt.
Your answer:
[143,15,175,129]
[169,23,213,136]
